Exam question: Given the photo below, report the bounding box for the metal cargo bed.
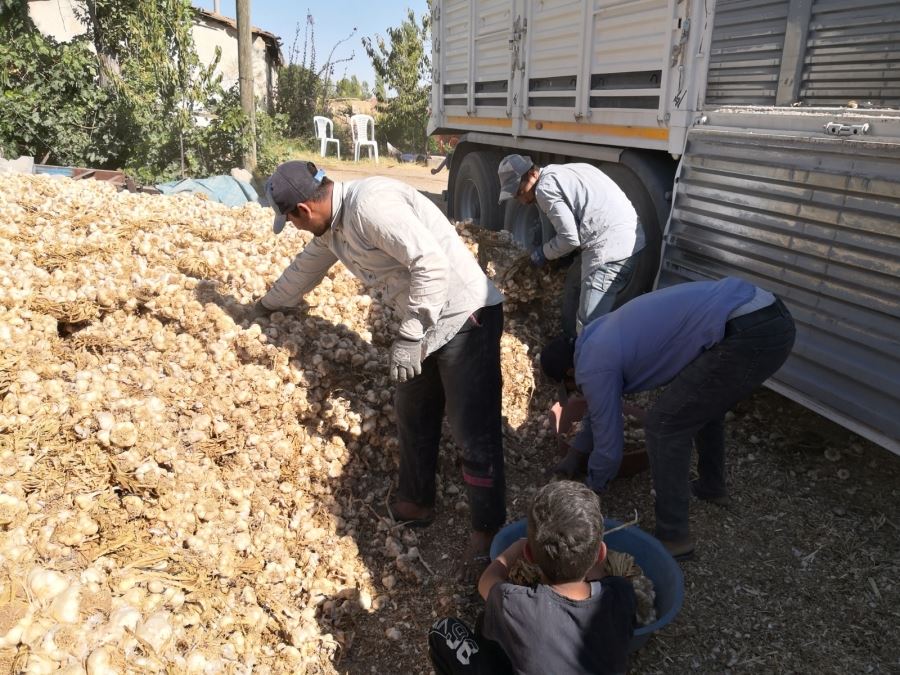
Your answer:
[660,108,900,453]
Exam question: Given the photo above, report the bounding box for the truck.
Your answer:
[427,0,900,454]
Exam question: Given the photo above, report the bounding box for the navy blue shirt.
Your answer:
[572,277,756,491]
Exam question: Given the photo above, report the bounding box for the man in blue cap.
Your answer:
[252,160,506,581]
[497,155,645,336]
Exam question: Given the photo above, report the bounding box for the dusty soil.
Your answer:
[309,158,449,211]
[311,162,900,674]
[338,390,900,675]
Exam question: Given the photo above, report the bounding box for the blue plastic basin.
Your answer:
[489,518,684,651]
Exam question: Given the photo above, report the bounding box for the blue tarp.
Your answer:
[156,175,258,207]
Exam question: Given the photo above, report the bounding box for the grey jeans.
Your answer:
[562,253,639,336]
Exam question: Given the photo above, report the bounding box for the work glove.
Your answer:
[389,338,423,382]
[529,246,547,268]
[242,299,272,323]
[548,446,590,481]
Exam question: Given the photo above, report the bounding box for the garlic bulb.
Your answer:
[28,569,70,603]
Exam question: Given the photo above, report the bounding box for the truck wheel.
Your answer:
[452,151,502,230]
[598,163,663,303]
[502,200,542,248]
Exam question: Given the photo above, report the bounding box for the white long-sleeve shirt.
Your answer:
[536,164,645,273]
[261,177,503,358]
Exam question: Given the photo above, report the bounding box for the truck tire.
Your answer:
[452,151,502,230]
[597,162,663,303]
[502,199,542,248]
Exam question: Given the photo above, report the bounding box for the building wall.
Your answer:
[27,1,278,109]
[29,0,85,41]
[192,17,276,108]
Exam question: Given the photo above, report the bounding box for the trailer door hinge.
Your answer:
[823,122,870,136]
[670,18,690,65]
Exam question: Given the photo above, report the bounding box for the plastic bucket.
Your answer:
[489,518,684,651]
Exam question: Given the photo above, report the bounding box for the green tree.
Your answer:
[0,0,282,181]
[77,0,226,181]
[0,12,114,165]
[373,73,386,101]
[335,75,366,99]
[362,9,431,153]
[0,2,32,30]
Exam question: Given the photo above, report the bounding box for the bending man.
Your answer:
[254,160,506,580]
[540,277,796,559]
[497,155,645,335]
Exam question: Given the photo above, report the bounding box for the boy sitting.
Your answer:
[428,481,635,674]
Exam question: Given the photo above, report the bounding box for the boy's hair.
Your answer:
[527,481,604,584]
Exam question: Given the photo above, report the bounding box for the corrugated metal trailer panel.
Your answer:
[801,0,900,108]
[659,113,900,453]
[592,0,668,72]
[471,0,514,113]
[587,0,670,114]
[439,0,473,114]
[517,0,676,150]
[705,0,789,105]
[527,0,583,86]
[706,0,900,109]
[430,0,694,154]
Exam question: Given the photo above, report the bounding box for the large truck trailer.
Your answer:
[428,0,900,453]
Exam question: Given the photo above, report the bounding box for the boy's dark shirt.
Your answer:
[481,575,636,675]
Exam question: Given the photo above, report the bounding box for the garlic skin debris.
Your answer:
[0,173,539,672]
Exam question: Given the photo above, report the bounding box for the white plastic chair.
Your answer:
[349,114,378,163]
[313,116,340,158]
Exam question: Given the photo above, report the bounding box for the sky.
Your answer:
[192,1,430,88]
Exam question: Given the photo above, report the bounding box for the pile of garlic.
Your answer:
[457,225,561,310]
[0,172,543,673]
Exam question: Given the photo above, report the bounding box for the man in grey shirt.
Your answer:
[254,160,506,579]
[498,155,645,334]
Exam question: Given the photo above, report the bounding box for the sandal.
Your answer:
[386,501,436,528]
[456,553,492,585]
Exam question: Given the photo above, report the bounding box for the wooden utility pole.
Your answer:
[236,0,257,171]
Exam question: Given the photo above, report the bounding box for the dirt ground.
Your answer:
[307,157,449,211]
[285,160,900,674]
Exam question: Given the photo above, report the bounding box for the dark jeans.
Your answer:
[428,616,513,675]
[394,303,506,532]
[644,298,796,541]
